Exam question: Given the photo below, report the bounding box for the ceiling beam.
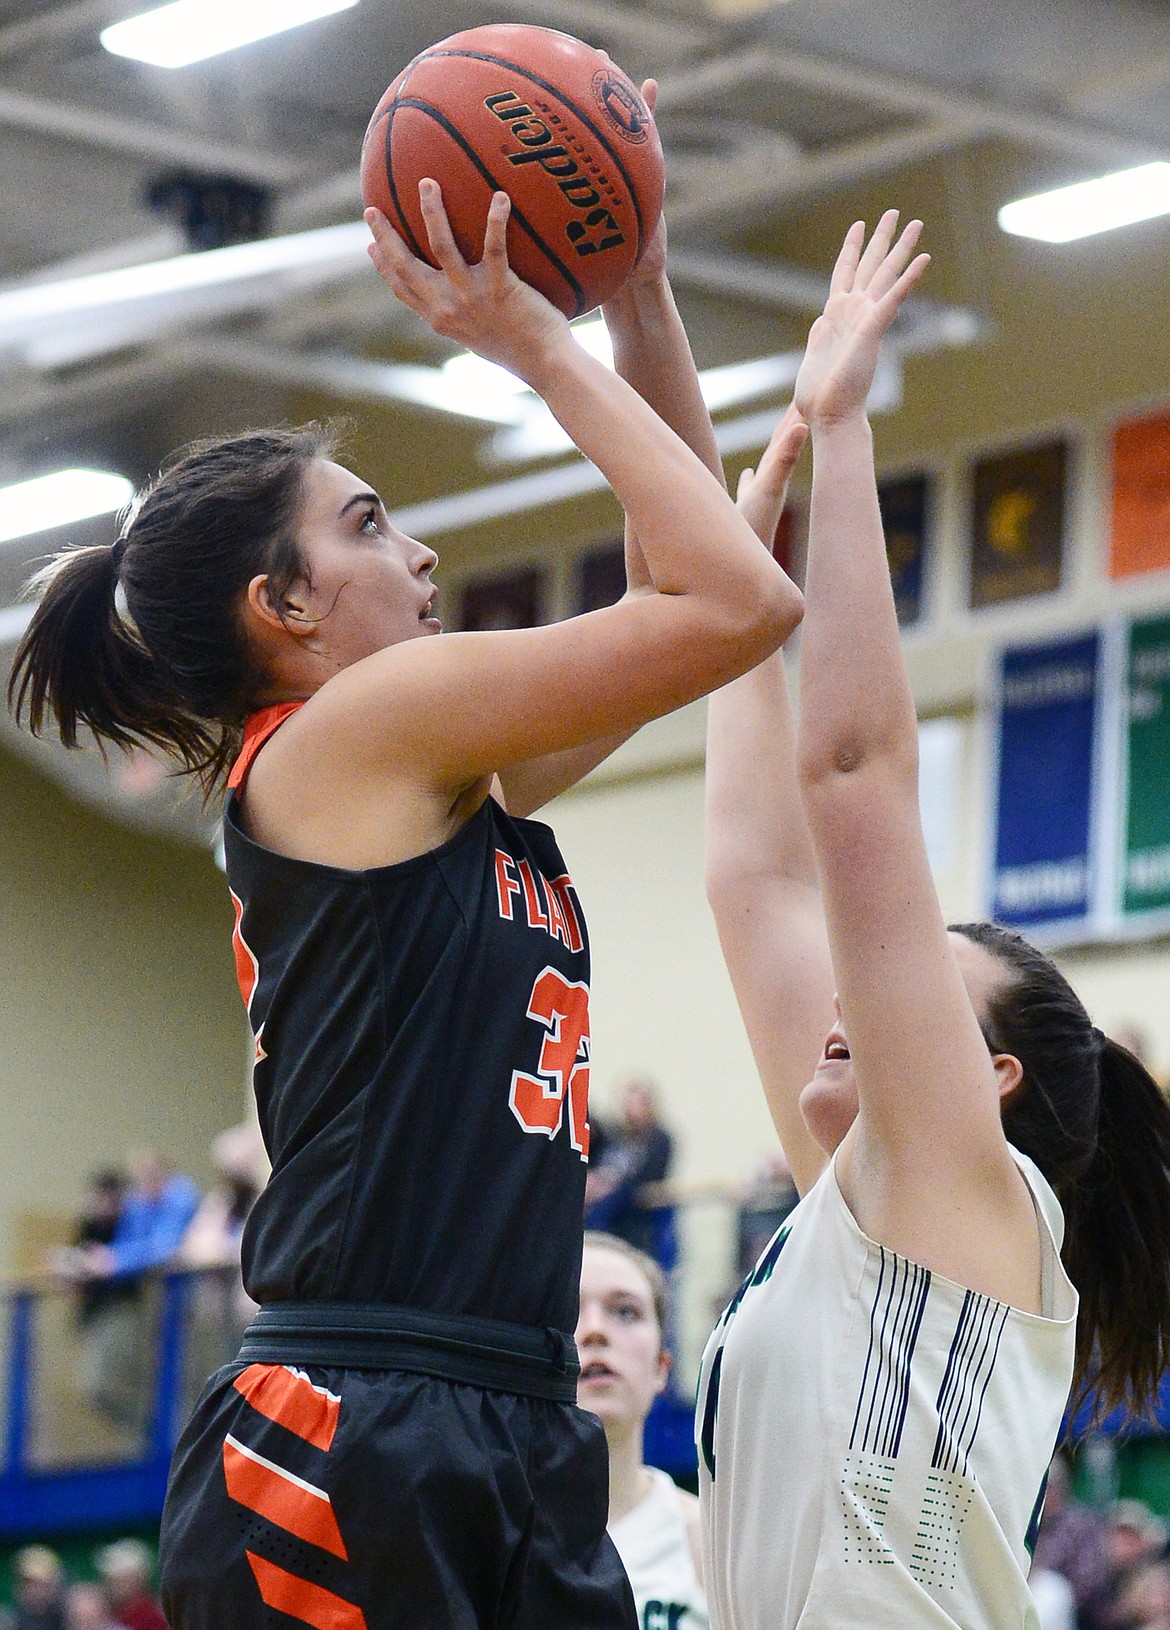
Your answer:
[0,0,115,62]
[669,117,983,230]
[448,0,712,62]
[738,42,1161,165]
[0,85,309,184]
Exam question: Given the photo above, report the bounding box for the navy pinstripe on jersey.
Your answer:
[849,1247,931,1459]
[932,1291,1011,1474]
[224,709,592,1335]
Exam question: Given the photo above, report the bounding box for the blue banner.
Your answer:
[992,633,1100,929]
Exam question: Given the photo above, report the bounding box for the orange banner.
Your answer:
[1111,409,1170,579]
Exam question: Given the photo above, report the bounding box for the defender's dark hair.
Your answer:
[8,423,336,790]
[952,920,1170,1418]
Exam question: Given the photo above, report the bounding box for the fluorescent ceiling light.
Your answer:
[101,0,359,69]
[0,223,368,346]
[438,317,614,417]
[0,469,134,546]
[998,161,1170,243]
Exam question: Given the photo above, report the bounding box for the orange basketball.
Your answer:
[361,24,665,319]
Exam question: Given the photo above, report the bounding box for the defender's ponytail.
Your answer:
[1062,1037,1170,1417]
[952,921,1170,1418]
[7,423,334,789]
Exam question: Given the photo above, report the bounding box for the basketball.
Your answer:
[361,24,665,319]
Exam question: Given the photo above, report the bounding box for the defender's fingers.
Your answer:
[756,412,809,490]
[736,466,756,502]
[418,180,469,274]
[867,219,924,304]
[873,252,931,325]
[481,191,512,266]
[641,78,658,113]
[853,208,900,291]
[828,221,866,296]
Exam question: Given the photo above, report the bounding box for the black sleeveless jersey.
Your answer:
[223,716,592,1336]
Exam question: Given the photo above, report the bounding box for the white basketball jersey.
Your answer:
[611,1467,710,1630]
[696,1147,1077,1630]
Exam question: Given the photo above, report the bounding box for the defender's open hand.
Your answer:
[794,211,929,430]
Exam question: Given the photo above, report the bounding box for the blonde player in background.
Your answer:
[578,1233,708,1630]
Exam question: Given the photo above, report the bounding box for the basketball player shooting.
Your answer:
[11,140,801,1627]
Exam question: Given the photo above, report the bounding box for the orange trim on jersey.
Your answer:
[227,701,305,792]
[233,1363,340,1451]
[245,1550,368,1630]
[223,1436,348,1560]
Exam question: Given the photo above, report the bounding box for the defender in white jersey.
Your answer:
[578,1234,709,1630]
[702,214,1170,1630]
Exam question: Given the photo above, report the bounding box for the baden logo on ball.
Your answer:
[361,24,665,319]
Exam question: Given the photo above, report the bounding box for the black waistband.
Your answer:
[236,1303,580,1403]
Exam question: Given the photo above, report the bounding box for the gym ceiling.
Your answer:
[0,0,1168,836]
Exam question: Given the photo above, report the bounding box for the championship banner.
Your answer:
[969,440,1067,609]
[1121,612,1170,918]
[877,473,929,626]
[991,633,1100,930]
[1110,409,1170,580]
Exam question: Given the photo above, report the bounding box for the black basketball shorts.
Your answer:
[160,1361,636,1630]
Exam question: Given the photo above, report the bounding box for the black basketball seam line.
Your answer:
[365,49,433,260]
[385,96,588,318]
[383,104,429,263]
[408,48,649,253]
[419,48,647,249]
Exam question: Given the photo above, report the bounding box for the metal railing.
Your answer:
[2,1267,245,1538]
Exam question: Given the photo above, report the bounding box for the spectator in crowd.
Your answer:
[1106,1502,1170,1621]
[735,1147,800,1278]
[52,1151,199,1428]
[1,1547,65,1630]
[179,1121,268,1322]
[1112,1560,1170,1630]
[62,1586,118,1630]
[93,1542,166,1630]
[585,1077,674,1257]
[66,1170,130,1319]
[1033,1451,1113,1629]
[89,1150,201,1283]
[577,1232,707,1630]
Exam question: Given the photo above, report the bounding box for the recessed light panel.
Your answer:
[101,0,359,70]
[999,162,1170,243]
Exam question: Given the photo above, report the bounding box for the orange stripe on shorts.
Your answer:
[245,1550,367,1630]
[233,1362,340,1450]
[223,1435,348,1560]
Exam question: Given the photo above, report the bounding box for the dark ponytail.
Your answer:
[8,423,335,790]
[952,921,1170,1417]
[1064,1037,1170,1417]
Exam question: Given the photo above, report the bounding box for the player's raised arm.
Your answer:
[704,408,835,1196]
[492,79,735,815]
[791,215,1037,1268]
[339,188,802,792]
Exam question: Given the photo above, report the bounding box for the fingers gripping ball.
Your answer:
[361,25,665,318]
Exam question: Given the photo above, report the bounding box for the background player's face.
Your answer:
[290,459,440,668]
[799,932,1009,1156]
[576,1244,669,1434]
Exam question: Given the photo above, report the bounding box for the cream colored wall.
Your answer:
[0,743,249,1278]
[550,759,773,1183]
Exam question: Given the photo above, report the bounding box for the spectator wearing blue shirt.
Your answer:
[55,1150,199,1430]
